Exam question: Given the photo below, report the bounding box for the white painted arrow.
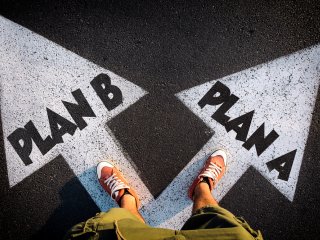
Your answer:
[0,16,153,210]
[176,44,320,202]
[143,44,320,230]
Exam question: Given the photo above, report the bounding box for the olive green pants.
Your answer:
[65,205,263,240]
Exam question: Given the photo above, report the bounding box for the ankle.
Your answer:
[194,181,212,199]
[120,193,137,209]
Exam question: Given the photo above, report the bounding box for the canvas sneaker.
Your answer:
[97,161,140,208]
[188,149,227,199]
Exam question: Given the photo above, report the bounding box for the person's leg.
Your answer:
[97,161,146,223]
[182,150,264,238]
[188,151,227,213]
[192,181,218,213]
[120,193,145,223]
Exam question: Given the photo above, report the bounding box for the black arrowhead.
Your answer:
[108,94,212,197]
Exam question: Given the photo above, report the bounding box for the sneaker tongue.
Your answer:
[208,177,214,190]
[201,177,214,191]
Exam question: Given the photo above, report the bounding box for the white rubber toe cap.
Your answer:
[97,161,114,179]
[211,149,227,166]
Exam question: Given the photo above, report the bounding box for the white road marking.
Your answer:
[0,16,153,210]
[145,45,319,230]
[174,43,319,208]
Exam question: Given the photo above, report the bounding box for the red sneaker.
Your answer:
[188,149,227,199]
[97,161,140,208]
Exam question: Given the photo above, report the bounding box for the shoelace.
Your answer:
[104,173,129,199]
[200,162,222,181]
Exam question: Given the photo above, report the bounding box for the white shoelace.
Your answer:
[199,162,222,181]
[104,173,129,199]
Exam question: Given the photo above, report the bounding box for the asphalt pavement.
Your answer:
[1,1,320,239]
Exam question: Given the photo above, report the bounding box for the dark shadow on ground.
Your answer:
[0,156,100,240]
[32,176,100,240]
